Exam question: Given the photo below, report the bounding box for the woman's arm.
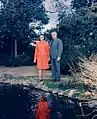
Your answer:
[46,42,50,57]
[34,44,38,63]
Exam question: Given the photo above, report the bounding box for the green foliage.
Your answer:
[57,5,97,73]
[0,0,49,65]
[6,53,33,67]
[0,0,48,41]
[45,80,84,93]
[71,0,93,9]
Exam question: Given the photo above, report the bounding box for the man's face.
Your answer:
[51,32,57,40]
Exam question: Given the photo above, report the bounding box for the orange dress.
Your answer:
[36,100,50,119]
[34,41,50,70]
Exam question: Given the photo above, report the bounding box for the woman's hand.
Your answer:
[34,60,36,63]
[48,57,50,61]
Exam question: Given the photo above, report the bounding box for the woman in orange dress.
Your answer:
[36,96,50,119]
[34,35,50,82]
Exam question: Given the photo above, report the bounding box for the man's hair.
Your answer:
[51,31,57,34]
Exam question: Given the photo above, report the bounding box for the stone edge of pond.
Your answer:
[0,81,96,107]
[0,73,97,108]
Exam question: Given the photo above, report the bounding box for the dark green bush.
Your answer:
[6,53,33,67]
[56,6,97,74]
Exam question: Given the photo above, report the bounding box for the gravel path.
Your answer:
[0,66,51,77]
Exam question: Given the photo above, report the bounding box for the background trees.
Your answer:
[0,0,49,65]
[71,0,92,8]
[55,0,97,74]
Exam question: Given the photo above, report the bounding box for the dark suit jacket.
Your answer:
[50,38,63,59]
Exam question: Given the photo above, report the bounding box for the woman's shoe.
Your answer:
[39,80,44,85]
[40,79,43,82]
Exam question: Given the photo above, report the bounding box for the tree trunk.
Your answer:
[15,39,17,58]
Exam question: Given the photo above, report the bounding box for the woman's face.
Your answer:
[40,35,44,41]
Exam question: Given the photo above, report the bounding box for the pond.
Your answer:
[0,84,96,119]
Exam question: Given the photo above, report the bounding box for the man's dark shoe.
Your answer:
[56,79,60,82]
[52,79,56,82]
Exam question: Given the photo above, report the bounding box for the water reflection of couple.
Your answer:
[34,31,63,83]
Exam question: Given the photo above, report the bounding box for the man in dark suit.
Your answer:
[50,31,63,81]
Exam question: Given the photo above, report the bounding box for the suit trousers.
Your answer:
[51,59,60,80]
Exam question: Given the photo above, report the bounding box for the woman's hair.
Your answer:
[41,97,47,102]
[39,34,45,41]
[39,93,48,102]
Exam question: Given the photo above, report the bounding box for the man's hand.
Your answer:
[57,57,60,61]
